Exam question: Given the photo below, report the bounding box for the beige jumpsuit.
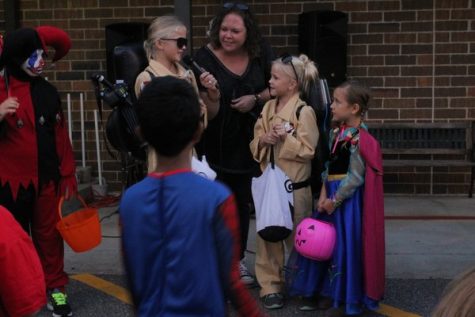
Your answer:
[249,93,319,297]
[134,59,206,172]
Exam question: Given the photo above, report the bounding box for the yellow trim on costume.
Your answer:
[327,174,347,181]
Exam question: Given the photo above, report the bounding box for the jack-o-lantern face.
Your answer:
[294,218,336,261]
[295,224,317,246]
[295,228,306,246]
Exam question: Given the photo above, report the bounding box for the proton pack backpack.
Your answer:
[297,77,332,197]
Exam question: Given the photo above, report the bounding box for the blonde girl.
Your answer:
[136,15,219,105]
[135,15,219,172]
[250,54,319,310]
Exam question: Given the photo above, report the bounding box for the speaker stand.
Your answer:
[119,151,144,194]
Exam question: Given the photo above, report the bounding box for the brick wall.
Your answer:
[1,0,474,194]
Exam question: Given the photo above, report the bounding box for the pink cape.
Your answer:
[359,129,385,301]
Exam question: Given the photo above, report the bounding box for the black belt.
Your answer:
[270,147,310,191]
[292,178,311,190]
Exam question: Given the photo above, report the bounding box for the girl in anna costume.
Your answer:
[287,80,385,317]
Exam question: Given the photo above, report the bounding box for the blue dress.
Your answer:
[286,125,379,315]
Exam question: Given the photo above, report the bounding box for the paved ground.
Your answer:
[36,276,449,316]
[36,195,475,317]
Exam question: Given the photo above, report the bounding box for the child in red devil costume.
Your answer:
[0,26,76,317]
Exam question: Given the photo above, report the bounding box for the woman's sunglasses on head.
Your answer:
[160,37,188,49]
[223,2,249,11]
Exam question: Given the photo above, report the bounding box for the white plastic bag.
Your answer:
[252,162,294,242]
[192,155,217,180]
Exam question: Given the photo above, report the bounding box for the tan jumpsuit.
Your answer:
[249,93,319,297]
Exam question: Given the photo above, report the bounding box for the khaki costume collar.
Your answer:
[274,93,302,121]
[148,59,189,78]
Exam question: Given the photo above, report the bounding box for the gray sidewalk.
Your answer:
[244,196,475,280]
[54,195,475,317]
[65,195,475,279]
[384,196,475,279]
[384,196,475,217]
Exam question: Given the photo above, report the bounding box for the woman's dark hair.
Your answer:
[208,2,262,59]
[135,76,201,157]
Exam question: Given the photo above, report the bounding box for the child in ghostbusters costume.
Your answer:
[0,26,76,317]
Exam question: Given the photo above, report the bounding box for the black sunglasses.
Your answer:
[223,2,249,11]
[160,37,187,49]
[281,53,299,83]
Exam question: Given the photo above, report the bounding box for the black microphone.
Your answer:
[182,55,205,75]
[91,74,131,105]
[91,74,114,89]
[182,56,220,90]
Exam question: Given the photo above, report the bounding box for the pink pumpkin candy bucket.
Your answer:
[294,218,336,261]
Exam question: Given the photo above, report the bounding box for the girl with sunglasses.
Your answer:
[135,15,220,172]
[250,54,319,310]
[192,2,275,286]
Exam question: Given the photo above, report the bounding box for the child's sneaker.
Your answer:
[323,307,346,317]
[262,293,284,309]
[47,289,72,317]
[239,259,255,285]
[298,296,318,311]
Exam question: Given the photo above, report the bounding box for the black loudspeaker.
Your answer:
[105,22,149,85]
[298,11,348,88]
[111,43,148,102]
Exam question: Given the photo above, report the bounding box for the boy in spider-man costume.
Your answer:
[0,26,76,317]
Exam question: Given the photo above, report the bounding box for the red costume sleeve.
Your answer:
[0,78,39,200]
[215,195,266,317]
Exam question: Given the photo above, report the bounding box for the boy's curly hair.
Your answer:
[135,76,201,157]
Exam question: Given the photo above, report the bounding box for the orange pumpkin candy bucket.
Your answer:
[56,195,102,252]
